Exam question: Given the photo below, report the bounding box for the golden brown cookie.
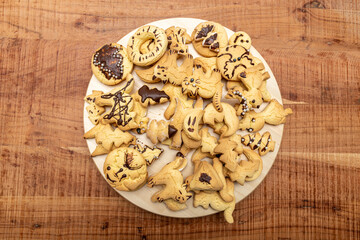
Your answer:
[226,148,262,185]
[203,102,239,138]
[165,26,192,54]
[127,25,168,66]
[91,43,133,85]
[192,21,228,57]
[104,147,147,191]
[228,31,252,50]
[182,57,223,112]
[238,99,293,132]
[217,45,262,80]
[241,131,275,156]
[84,124,135,157]
[193,179,235,224]
[146,120,177,145]
[147,152,192,203]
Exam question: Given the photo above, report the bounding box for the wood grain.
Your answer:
[0,0,359,239]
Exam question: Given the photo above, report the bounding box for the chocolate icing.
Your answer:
[199,173,211,184]
[203,33,217,46]
[195,25,214,39]
[176,152,184,158]
[168,125,178,138]
[93,44,124,80]
[138,85,170,103]
[101,78,134,126]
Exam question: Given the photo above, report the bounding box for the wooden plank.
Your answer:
[0,0,360,239]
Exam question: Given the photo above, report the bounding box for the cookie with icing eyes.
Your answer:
[183,108,204,141]
[103,147,147,191]
[182,57,223,112]
[92,43,133,86]
[127,25,168,66]
[217,45,262,81]
[191,21,228,57]
[228,31,252,50]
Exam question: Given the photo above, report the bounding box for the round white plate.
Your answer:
[84,18,283,218]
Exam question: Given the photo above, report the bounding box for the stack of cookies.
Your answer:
[84,21,292,224]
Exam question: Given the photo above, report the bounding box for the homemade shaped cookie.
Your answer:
[203,102,239,138]
[84,124,135,157]
[185,160,223,192]
[228,31,252,50]
[133,85,170,107]
[225,64,271,115]
[148,152,192,203]
[241,132,275,156]
[95,75,138,130]
[213,158,234,202]
[84,90,105,125]
[227,148,262,185]
[131,96,149,134]
[182,57,223,112]
[135,50,194,85]
[131,144,164,166]
[165,26,192,54]
[127,25,168,66]
[183,107,204,141]
[193,179,236,224]
[200,128,218,155]
[146,120,177,145]
[162,83,194,120]
[92,43,133,85]
[217,45,262,80]
[103,147,147,191]
[192,21,228,57]
[214,137,243,172]
[238,99,293,132]
[170,97,203,149]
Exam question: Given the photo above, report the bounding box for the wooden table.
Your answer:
[1,0,359,239]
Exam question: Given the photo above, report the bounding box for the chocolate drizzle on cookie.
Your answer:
[138,85,170,103]
[195,25,214,40]
[199,173,211,184]
[93,44,124,80]
[124,152,133,169]
[101,78,134,126]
